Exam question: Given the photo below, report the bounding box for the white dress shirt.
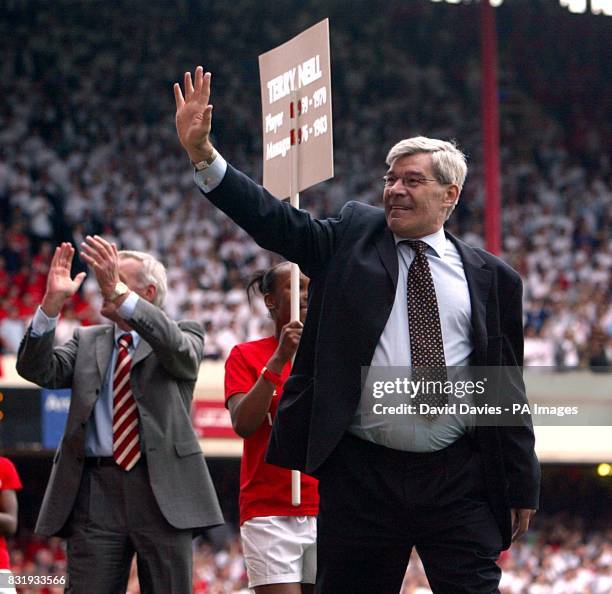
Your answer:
[348,228,475,451]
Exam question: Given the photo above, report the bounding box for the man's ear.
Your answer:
[443,184,459,208]
[144,284,157,304]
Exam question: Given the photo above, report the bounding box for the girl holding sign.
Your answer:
[225,262,318,594]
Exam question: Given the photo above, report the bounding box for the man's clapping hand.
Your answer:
[79,235,121,301]
[41,243,86,317]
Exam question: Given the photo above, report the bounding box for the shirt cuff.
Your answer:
[117,291,139,319]
[193,152,228,193]
[31,306,59,337]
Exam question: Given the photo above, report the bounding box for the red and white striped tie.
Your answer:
[112,334,141,470]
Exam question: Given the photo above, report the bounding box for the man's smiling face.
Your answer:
[383,152,458,239]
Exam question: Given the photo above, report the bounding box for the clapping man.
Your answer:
[17,238,223,594]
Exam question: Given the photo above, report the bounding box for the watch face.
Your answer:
[113,282,128,299]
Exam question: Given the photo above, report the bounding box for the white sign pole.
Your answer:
[290,91,301,507]
[259,19,333,507]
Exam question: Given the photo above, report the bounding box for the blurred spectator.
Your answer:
[0,457,22,594]
[0,304,25,355]
[586,327,611,372]
[524,325,555,367]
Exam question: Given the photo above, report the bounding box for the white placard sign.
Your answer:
[259,19,334,199]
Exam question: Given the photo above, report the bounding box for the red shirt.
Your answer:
[225,336,319,525]
[0,457,22,570]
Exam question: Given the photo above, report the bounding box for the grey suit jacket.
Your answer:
[16,298,224,537]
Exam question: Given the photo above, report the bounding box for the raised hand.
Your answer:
[41,243,87,317]
[174,66,214,163]
[79,235,121,299]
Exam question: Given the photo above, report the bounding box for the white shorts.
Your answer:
[240,515,317,588]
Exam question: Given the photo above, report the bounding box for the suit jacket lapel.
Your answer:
[374,226,399,290]
[95,327,114,380]
[447,232,492,365]
[132,339,153,367]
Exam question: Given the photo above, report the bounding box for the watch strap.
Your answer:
[191,149,218,171]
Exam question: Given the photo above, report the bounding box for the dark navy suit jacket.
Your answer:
[204,164,540,549]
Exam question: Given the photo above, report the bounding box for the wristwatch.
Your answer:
[109,281,129,302]
[191,149,218,171]
[261,366,283,387]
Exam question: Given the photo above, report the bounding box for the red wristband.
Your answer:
[261,366,283,386]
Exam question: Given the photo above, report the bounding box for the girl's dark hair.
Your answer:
[246,262,289,307]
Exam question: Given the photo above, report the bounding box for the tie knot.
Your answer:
[118,334,132,350]
[405,240,429,256]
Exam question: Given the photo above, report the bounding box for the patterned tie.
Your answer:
[406,240,447,417]
[112,334,141,470]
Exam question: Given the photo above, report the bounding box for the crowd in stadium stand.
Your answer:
[7,517,612,593]
[2,3,610,593]
[0,0,610,370]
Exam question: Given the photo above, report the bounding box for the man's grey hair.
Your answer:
[118,250,167,308]
[386,136,468,220]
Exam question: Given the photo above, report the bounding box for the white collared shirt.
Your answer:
[349,227,474,451]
